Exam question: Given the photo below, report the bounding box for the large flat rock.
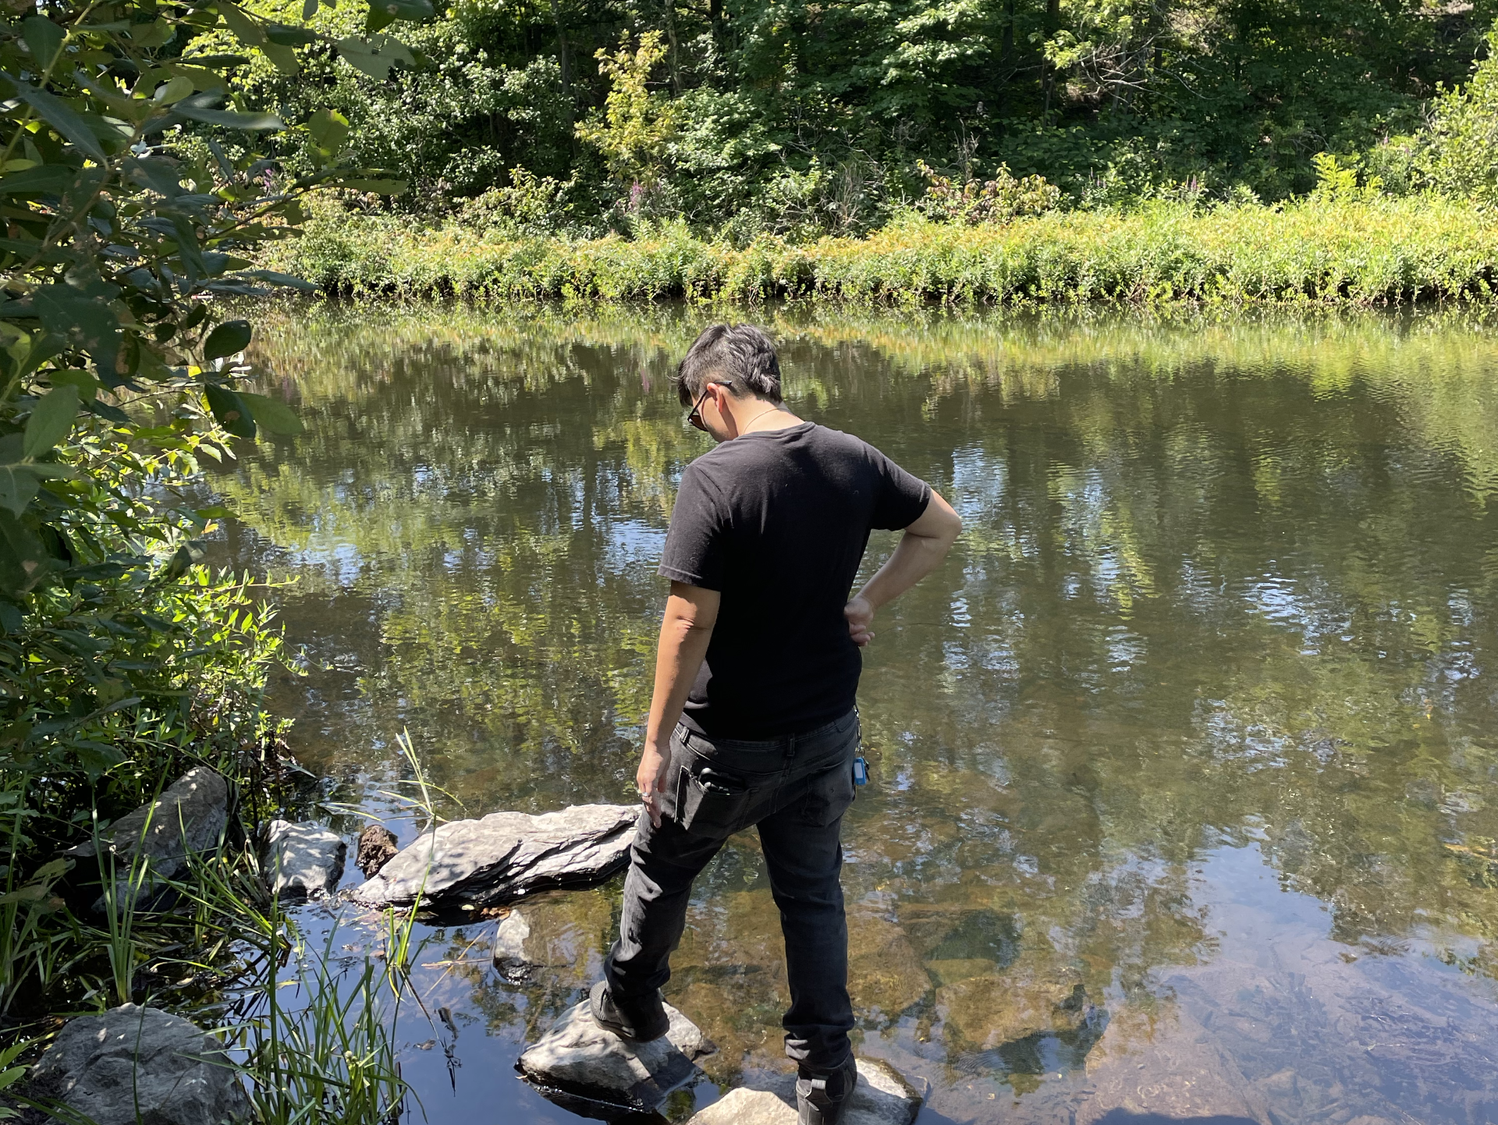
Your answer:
[517,997,714,1112]
[66,767,229,913]
[353,803,636,912]
[686,1059,924,1125]
[29,1003,249,1125]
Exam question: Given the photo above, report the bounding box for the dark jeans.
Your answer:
[604,708,861,1074]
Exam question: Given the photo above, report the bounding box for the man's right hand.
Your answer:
[844,595,875,647]
[637,741,672,827]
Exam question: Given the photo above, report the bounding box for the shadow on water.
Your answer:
[212,302,1498,1124]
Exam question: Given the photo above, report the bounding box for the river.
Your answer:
[215,303,1498,1124]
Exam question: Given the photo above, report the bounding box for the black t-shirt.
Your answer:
[659,421,931,738]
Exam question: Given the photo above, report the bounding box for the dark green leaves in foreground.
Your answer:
[0,0,423,598]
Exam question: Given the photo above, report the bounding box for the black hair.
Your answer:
[675,324,783,407]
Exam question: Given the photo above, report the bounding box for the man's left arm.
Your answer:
[637,581,720,826]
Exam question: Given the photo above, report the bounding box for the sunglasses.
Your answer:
[686,381,727,431]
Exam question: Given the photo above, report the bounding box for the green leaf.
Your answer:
[173,99,283,131]
[204,385,256,439]
[308,107,350,156]
[262,44,301,76]
[266,24,319,46]
[31,285,119,375]
[203,319,252,360]
[244,269,318,291]
[23,385,79,458]
[0,467,41,517]
[336,35,415,80]
[302,0,320,18]
[0,166,75,196]
[0,510,46,595]
[238,392,303,435]
[7,80,108,162]
[217,0,267,45]
[21,17,65,71]
[47,369,97,400]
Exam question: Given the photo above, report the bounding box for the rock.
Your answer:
[516,996,714,1112]
[935,956,1097,1049]
[263,820,345,898]
[492,909,533,979]
[354,803,637,913]
[29,1003,250,1125]
[355,824,399,877]
[66,767,230,913]
[686,1059,924,1125]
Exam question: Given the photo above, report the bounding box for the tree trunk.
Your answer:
[550,0,573,130]
[1043,0,1060,123]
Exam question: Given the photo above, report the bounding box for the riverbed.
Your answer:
[215,304,1498,1124]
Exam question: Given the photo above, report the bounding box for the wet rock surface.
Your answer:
[355,823,399,877]
[65,767,229,913]
[354,803,636,913]
[263,819,345,898]
[685,1059,924,1125]
[29,1003,249,1125]
[516,995,714,1111]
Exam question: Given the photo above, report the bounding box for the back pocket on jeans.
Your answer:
[675,765,752,836]
[800,758,856,827]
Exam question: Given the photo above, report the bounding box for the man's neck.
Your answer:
[729,401,804,436]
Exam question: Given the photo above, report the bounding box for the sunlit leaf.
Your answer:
[4,79,107,162]
[336,35,415,80]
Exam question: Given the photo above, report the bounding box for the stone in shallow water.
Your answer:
[263,819,346,898]
[516,997,714,1112]
[685,1059,924,1125]
[29,1003,250,1125]
[355,823,399,877]
[65,767,229,913]
[353,803,637,913]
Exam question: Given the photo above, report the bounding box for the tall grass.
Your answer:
[269,196,1498,305]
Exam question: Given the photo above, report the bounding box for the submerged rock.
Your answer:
[263,819,346,898]
[686,1059,924,1125]
[29,1003,250,1125]
[355,823,400,877]
[517,996,714,1112]
[491,908,534,979]
[65,767,230,913]
[353,803,637,913]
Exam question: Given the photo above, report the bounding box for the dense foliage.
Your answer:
[226,0,1498,238]
[0,0,423,1076]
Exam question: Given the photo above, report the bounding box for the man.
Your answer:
[592,324,962,1125]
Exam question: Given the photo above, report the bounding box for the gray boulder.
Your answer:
[354,803,637,913]
[263,820,346,898]
[29,1003,249,1125]
[517,996,714,1111]
[686,1059,924,1125]
[491,908,534,980]
[66,767,230,913]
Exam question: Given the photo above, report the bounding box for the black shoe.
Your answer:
[796,1054,859,1125]
[588,979,671,1043]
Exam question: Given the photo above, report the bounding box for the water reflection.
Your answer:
[217,304,1498,1123]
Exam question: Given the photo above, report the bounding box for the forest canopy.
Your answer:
[227,0,1498,238]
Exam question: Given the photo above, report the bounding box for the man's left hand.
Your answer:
[844,595,875,646]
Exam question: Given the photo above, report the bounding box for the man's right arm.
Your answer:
[845,490,962,646]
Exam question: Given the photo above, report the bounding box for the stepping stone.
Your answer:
[353,803,636,914]
[516,996,715,1112]
[263,819,346,898]
[686,1059,924,1125]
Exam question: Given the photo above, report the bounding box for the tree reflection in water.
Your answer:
[211,304,1498,1123]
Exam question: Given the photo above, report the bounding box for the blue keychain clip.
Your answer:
[852,756,869,787]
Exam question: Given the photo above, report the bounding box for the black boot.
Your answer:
[796,1054,859,1125]
[588,979,671,1043]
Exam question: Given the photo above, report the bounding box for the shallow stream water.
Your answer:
[216,305,1498,1124]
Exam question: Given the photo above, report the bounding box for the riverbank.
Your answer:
[269,195,1498,305]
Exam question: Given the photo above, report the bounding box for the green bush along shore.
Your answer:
[270,192,1498,305]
